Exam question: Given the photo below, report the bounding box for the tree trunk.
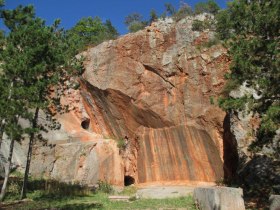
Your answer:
[0,137,15,201]
[20,107,39,200]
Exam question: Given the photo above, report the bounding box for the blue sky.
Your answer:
[2,0,228,35]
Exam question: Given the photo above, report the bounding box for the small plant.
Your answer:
[129,195,137,201]
[215,178,226,186]
[119,186,137,196]
[192,19,216,32]
[97,180,113,194]
[117,138,126,151]
[210,96,215,105]
[6,179,21,199]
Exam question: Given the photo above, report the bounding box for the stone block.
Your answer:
[270,195,280,210]
[194,186,245,210]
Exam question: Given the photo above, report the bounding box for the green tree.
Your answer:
[195,0,220,15]
[104,19,119,39]
[66,16,118,53]
[164,3,176,16]
[0,4,81,200]
[124,13,148,33]
[0,4,37,201]
[149,9,158,24]
[174,1,193,21]
[217,0,280,149]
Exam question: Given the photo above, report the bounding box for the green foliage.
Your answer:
[216,0,280,143]
[192,18,215,32]
[164,3,176,16]
[1,5,35,31]
[149,9,158,23]
[4,177,91,201]
[3,191,196,210]
[117,138,126,151]
[195,0,220,15]
[221,79,240,96]
[119,186,137,196]
[215,9,231,40]
[129,21,147,33]
[97,180,113,194]
[210,96,215,105]
[66,17,119,53]
[218,97,247,111]
[124,13,148,33]
[173,2,193,21]
[192,20,204,31]
[260,105,280,134]
[0,0,4,7]
[6,178,21,199]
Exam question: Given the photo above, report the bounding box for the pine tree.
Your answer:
[0,4,81,200]
[66,17,119,53]
[164,3,176,16]
[149,9,158,24]
[217,0,280,150]
[194,0,220,15]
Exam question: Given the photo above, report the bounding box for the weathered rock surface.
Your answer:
[76,15,229,185]
[229,84,280,199]
[6,15,231,186]
[30,140,123,186]
[193,186,245,210]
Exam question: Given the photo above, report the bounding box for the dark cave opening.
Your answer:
[81,119,90,130]
[124,176,135,186]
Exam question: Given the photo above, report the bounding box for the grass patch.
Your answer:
[118,185,137,196]
[1,192,196,210]
[1,176,197,209]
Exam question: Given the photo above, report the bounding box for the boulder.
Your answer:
[193,186,245,210]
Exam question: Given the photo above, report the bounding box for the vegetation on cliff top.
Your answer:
[124,0,220,32]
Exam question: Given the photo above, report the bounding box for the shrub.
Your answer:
[97,180,113,194]
[210,96,215,105]
[192,20,205,31]
[192,19,215,32]
[117,138,126,151]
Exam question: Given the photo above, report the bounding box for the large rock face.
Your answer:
[23,15,230,186]
[73,15,229,185]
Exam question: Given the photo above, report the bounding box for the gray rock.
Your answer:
[270,195,280,210]
[0,136,27,173]
[194,186,245,210]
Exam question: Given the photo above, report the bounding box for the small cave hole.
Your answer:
[124,176,135,186]
[81,119,90,130]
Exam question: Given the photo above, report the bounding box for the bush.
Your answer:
[97,180,113,194]
[192,20,205,31]
[173,3,193,21]
[192,19,215,32]
[117,138,126,151]
[128,22,147,33]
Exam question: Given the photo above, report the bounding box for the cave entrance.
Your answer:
[81,119,90,130]
[124,176,135,186]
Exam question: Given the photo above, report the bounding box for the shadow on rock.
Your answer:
[239,155,280,208]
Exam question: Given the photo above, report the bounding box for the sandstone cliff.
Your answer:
[4,15,234,186]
